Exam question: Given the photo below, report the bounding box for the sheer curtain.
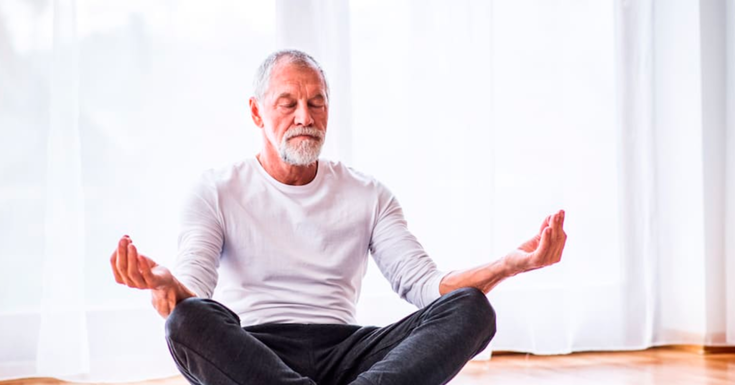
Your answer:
[0,0,732,382]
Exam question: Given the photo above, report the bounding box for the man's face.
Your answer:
[251,62,329,166]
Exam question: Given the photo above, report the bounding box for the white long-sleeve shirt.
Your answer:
[173,158,446,326]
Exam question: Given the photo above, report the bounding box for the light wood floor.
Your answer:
[455,348,735,384]
[3,348,734,385]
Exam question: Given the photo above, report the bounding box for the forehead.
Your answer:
[267,62,327,96]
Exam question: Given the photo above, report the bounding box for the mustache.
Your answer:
[285,126,324,141]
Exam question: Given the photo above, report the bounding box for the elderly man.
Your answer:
[110,50,567,385]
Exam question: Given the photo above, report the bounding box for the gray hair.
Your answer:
[252,49,329,101]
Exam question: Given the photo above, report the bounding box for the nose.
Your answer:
[294,102,314,127]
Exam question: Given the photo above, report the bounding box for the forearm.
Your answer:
[439,256,519,295]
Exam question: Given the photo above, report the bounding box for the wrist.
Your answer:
[171,276,196,302]
[501,253,524,277]
[151,284,174,300]
[152,278,195,304]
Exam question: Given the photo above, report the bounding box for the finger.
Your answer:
[110,250,124,284]
[116,237,131,285]
[126,243,147,288]
[550,212,565,236]
[539,215,552,234]
[551,210,564,226]
[529,227,553,269]
[557,229,568,256]
[537,227,553,256]
[558,210,566,228]
[549,229,568,263]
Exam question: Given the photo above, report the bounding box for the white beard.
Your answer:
[278,126,325,166]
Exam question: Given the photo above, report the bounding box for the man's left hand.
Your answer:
[504,210,567,275]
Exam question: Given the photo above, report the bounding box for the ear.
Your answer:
[249,97,264,128]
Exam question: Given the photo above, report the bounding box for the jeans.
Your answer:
[165,287,496,385]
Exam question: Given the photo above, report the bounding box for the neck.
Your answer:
[256,148,318,186]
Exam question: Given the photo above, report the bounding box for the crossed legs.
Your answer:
[165,287,496,385]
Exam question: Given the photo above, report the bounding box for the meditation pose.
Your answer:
[110,49,567,385]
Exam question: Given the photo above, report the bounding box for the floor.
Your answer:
[3,348,734,385]
[454,349,735,385]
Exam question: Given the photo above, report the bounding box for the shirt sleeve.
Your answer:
[172,172,225,299]
[369,185,447,308]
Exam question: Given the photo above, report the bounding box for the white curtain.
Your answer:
[0,0,732,382]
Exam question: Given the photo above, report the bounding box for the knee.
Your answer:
[165,298,236,344]
[165,297,205,342]
[445,287,497,340]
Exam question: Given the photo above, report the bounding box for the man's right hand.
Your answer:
[110,235,194,318]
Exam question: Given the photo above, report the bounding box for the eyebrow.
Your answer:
[273,92,327,103]
[274,92,294,101]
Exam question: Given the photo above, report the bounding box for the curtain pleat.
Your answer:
[35,0,90,376]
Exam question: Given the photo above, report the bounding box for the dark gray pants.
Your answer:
[165,287,496,385]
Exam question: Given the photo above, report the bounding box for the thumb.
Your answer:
[539,215,552,234]
[537,226,553,255]
[140,254,158,269]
